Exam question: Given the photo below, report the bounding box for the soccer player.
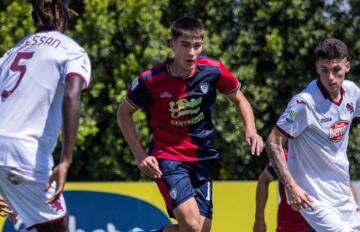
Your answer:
[118,16,263,232]
[265,38,360,231]
[253,148,314,232]
[0,0,91,231]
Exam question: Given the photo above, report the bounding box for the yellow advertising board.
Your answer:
[0,181,278,231]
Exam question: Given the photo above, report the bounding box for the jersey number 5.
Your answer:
[1,52,34,100]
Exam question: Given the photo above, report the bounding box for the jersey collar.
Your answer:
[36,26,61,33]
[316,79,345,106]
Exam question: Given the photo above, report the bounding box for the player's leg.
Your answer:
[0,167,68,232]
[156,160,211,232]
[171,160,213,232]
[31,214,68,232]
[161,214,210,232]
[162,197,210,232]
[172,197,203,232]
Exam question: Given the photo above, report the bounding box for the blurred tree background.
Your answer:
[0,0,359,181]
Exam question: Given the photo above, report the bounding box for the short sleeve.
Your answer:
[276,96,312,138]
[126,76,152,108]
[64,48,91,90]
[354,85,360,118]
[216,63,240,94]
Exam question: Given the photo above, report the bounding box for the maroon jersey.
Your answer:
[126,55,239,161]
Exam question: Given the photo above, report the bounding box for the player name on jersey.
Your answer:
[25,35,61,48]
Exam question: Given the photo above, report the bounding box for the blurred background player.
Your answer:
[0,0,91,231]
[265,38,360,231]
[0,195,26,231]
[253,148,314,232]
[118,16,263,232]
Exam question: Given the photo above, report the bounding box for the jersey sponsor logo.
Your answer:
[286,109,298,123]
[169,97,202,118]
[171,113,204,126]
[320,117,332,123]
[346,102,354,114]
[328,120,349,142]
[169,97,204,126]
[160,91,172,98]
[200,82,209,94]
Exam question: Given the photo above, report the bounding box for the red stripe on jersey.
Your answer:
[275,125,294,139]
[66,72,88,88]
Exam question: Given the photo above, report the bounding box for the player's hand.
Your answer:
[137,156,162,179]
[286,182,314,211]
[245,130,264,156]
[0,196,13,217]
[44,162,70,204]
[253,219,266,232]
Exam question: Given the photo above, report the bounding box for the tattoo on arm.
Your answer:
[265,142,294,188]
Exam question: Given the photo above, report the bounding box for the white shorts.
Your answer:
[300,198,360,232]
[0,166,67,230]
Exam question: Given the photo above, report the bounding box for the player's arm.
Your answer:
[350,183,358,203]
[45,77,83,203]
[266,128,313,210]
[253,170,273,232]
[117,100,162,179]
[226,89,264,156]
[0,195,13,217]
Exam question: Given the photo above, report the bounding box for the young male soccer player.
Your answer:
[118,16,263,232]
[0,0,91,231]
[265,38,360,231]
[253,149,314,232]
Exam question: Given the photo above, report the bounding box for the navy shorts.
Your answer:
[155,159,213,219]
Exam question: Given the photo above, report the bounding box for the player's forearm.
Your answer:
[117,104,147,161]
[235,99,257,133]
[61,85,82,166]
[265,134,295,188]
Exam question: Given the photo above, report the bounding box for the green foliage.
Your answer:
[1,0,359,180]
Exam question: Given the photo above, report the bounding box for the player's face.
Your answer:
[316,58,350,98]
[171,35,203,73]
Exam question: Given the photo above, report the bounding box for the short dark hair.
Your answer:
[32,0,69,30]
[314,38,348,61]
[170,16,204,40]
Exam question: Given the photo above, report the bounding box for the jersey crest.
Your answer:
[200,82,209,94]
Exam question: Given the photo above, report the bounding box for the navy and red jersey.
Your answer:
[126,55,240,162]
[266,152,311,232]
